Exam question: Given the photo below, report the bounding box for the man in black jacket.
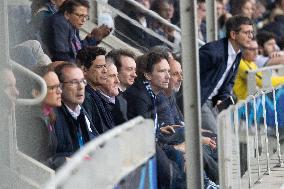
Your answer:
[51,63,99,169]
[77,46,127,134]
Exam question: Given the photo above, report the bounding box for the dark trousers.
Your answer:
[203,145,219,183]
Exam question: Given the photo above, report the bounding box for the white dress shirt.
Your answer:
[208,41,240,100]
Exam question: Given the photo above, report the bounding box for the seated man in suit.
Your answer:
[52,62,99,168]
[76,46,126,134]
[164,58,219,182]
[123,51,174,128]
[43,0,111,61]
[123,51,187,189]
[100,61,128,126]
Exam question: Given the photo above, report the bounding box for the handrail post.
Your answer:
[262,70,272,90]
[217,113,227,188]
[206,0,217,42]
[272,88,283,167]
[252,96,261,182]
[234,105,241,188]
[0,0,12,168]
[261,91,271,175]
[247,72,257,95]
[245,99,253,188]
[180,0,203,188]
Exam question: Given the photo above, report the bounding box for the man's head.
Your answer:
[55,63,86,110]
[242,40,259,62]
[100,63,120,97]
[231,0,253,19]
[76,46,107,89]
[60,0,90,29]
[149,45,174,60]
[256,31,278,56]
[151,0,174,21]
[241,0,253,19]
[226,15,254,49]
[197,0,206,23]
[166,59,183,94]
[106,49,137,91]
[216,0,225,17]
[144,51,170,94]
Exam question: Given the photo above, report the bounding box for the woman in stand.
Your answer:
[16,65,63,169]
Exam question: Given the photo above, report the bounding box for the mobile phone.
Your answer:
[216,96,235,112]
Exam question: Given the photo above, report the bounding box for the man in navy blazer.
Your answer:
[199,15,254,133]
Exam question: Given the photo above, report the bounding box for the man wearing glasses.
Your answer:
[53,63,99,168]
[43,0,112,62]
[199,15,254,134]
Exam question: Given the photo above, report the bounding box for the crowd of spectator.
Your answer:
[4,0,284,188]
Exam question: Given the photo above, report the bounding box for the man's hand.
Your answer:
[270,51,284,59]
[173,142,186,153]
[202,137,217,149]
[91,24,112,42]
[160,125,182,135]
[201,128,213,133]
[216,100,222,106]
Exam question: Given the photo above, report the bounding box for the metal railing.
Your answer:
[247,64,284,95]
[44,117,156,189]
[218,86,284,188]
[11,60,47,106]
[94,0,205,52]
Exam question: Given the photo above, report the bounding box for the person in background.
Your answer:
[234,40,284,100]
[150,0,181,48]
[28,0,66,43]
[43,0,111,61]
[197,0,207,42]
[256,31,284,67]
[113,0,163,52]
[231,0,254,19]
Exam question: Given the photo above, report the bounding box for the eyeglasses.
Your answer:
[238,30,255,37]
[72,12,90,20]
[62,79,87,87]
[47,84,62,92]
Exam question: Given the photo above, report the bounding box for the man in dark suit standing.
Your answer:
[200,15,254,134]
